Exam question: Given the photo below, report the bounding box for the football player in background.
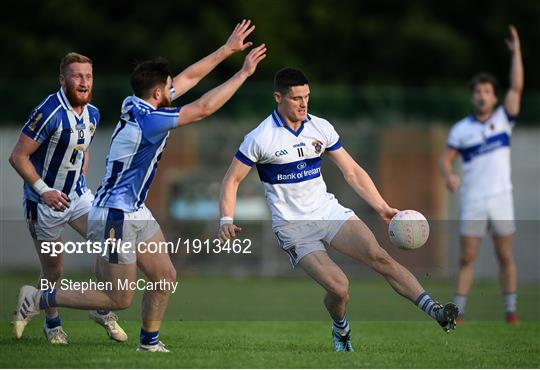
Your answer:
[440,25,523,323]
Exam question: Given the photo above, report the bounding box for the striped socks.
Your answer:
[45,315,61,329]
[39,289,57,309]
[333,315,350,336]
[415,292,438,320]
[140,328,159,346]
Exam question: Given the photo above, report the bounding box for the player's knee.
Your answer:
[148,266,177,292]
[163,266,177,290]
[328,278,349,302]
[112,291,134,310]
[459,254,475,267]
[496,253,514,267]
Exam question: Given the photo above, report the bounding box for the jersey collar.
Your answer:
[271,109,311,137]
[131,95,157,110]
[469,109,495,125]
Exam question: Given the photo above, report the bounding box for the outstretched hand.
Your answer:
[241,44,267,76]
[225,19,256,53]
[505,25,520,53]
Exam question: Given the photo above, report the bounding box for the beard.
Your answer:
[157,95,172,109]
[65,83,93,107]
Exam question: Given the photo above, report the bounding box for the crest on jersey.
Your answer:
[312,140,323,154]
[89,124,95,135]
[27,112,43,132]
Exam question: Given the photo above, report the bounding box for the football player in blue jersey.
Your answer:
[14,20,266,352]
[10,52,126,344]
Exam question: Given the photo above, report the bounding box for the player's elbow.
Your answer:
[194,100,213,121]
[342,166,362,186]
[180,101,213,125]
[8,151,19,169]
[343,171,356,184]
[510,84,524,94]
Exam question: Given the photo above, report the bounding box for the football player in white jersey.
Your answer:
[440,25,523,324]
[9,53,126,344]
[14,20,266,352]
[219,68,458,352]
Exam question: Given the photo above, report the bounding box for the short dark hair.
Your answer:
[468,72,498,92]
[274,68,309,94]
[131,57,171,99]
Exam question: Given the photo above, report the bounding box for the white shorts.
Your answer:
[460,191,515,237]
[273,202,355,267]
[24,190,94,241]
[88,204,161,264]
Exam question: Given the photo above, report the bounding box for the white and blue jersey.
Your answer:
[447,106,516,202]
[94,96,180,212]
[22,88,99,202]
[235,110,343,221]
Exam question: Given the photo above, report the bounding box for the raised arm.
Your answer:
[171,19,256,99]
[218,158,252,240]
[177,44,266,126]
[504,25,524,117]
[9,134,70,211]
[326,147,398,223]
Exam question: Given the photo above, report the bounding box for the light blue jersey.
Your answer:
[22,88,99,202]
[94,96,180,212]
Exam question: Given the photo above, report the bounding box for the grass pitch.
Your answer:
[1,273,538,368]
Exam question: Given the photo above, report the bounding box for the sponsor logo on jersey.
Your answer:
[297,162,307,170]
[293,142,306,148]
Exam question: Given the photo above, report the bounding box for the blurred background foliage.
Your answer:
[1,0,539,123]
